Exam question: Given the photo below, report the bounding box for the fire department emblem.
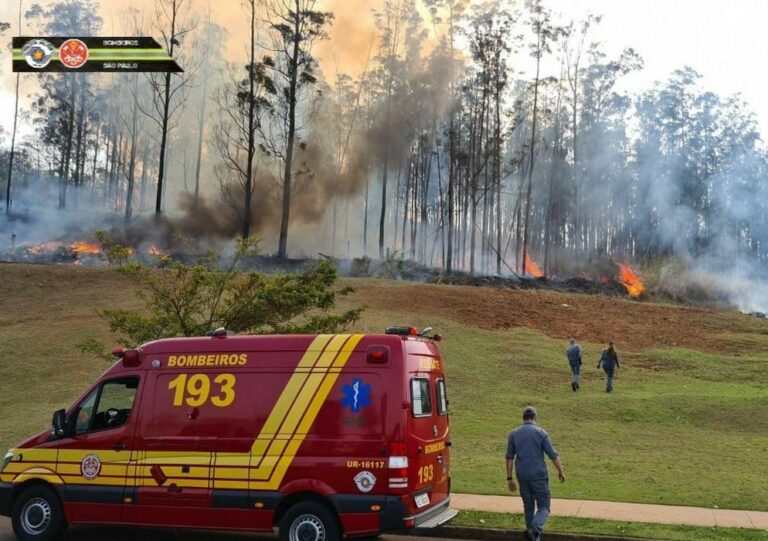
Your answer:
[354,471,376,493]
[59,39,88,69]
[80,454,102,480]
[21,39,55,69]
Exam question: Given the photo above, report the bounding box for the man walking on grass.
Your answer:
[506,406,566,541]
[566,338,582,391]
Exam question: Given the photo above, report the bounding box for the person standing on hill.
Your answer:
[506,406,566,541]
[597,340,620,393]
[566,338,582,392]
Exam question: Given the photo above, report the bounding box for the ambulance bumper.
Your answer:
[0,482,12,517]
[409,496,459,529]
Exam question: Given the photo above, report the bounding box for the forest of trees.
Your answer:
[1,0,767,278]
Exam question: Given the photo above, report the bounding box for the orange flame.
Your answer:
[148,245,165,257]
[618,262,645,298]
[26,241,64,254]
[524,253,544,278]
[70,241,102,255]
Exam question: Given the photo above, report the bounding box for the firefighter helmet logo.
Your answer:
[80,454,102,480]
[21,39,55,69]
[354,471,376,493]
[59,39,88,69]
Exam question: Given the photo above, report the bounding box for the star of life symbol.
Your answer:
[341,378,371,413]
[80,453,102,480]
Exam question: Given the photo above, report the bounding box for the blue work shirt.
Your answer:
[506,421,559,481]
[566,344,582,366]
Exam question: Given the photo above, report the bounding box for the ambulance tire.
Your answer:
[11,485,67,541]
[279,501,341,541]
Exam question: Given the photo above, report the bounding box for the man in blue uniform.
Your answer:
[506,406,566,541]
[566,338,582,391]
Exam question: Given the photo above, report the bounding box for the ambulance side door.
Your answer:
[129,366,214,525]
[54,375,143,524]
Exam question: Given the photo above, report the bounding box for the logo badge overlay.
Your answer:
[59,39,88,69]
[21,39,55,69]
[354,471,376,493]
[341,378,371,413]
[80,454,102,480]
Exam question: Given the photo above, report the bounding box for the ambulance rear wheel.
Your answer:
[11,485,67,541]
[280,501,341,541]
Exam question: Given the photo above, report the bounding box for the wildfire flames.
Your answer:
[26,241,63,255]
[70,241,102,255]
[618,262,645,298]
[22,239,154,263]
[524,253,544,278]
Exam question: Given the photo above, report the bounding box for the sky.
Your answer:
[1,0,768,139]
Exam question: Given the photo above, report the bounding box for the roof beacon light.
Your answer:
[112,348,141,367]
[385,326,419,336]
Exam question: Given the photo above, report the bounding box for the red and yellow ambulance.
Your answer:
[0,328,457,541]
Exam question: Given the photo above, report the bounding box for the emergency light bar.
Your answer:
[385,326,442,341]
[385,326,419,336]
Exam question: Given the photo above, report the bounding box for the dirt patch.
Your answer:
[345,279,768,354]
[3,263,765,356]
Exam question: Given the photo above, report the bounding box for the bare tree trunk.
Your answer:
[521,37,542,275]
[445,2,457,273]
[140,145,149,212]
[59,98,76,210]
[277,0,301,257]
[5,0,23,215]
[495,86,502,275]
[243,0,256,238]
[193,74,208,205]
[125,73,141,223]
[154,0,179,215]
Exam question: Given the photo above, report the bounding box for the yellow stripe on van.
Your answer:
[251,334,332,448]
[249,335,352,481]
[252,333,364,490]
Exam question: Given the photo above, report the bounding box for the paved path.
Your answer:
[452,493,768,530]
[2,496,767,539]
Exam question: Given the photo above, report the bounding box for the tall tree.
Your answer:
[213,0,271,238]
[191,9,225,206]
[3,2,21,216]
[140,0,197,215]
[520,0,560,274]
[261,0,333,258]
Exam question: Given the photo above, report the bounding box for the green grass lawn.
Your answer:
[2,264,768,514]
[453,510,768,541]
[433,322,768,511]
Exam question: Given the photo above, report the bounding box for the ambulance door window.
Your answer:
[75,389,98,435]
[410,378,432,417]
[92,378,139,430]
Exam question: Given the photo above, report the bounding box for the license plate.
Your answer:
[414,492,430,509]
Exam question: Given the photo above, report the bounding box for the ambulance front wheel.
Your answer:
[279,501,341,541]
[11,485,67,541]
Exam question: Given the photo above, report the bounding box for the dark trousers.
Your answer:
[519,477,551,533]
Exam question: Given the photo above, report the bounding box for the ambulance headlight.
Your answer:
[1,451,13,472]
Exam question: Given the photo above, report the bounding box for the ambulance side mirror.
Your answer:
[52,409,67,438]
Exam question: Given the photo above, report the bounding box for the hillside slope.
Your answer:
[1,263,767,511]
